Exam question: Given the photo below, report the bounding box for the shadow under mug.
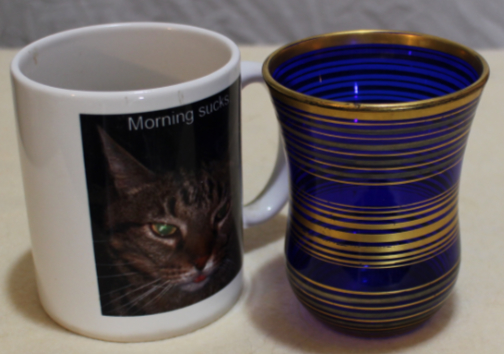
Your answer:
[263,30,489,335]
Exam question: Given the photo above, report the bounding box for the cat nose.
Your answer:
[194,256,209,270]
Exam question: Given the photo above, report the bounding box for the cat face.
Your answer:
[97,128,238,315]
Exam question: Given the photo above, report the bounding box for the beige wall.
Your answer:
[1,0,503,48]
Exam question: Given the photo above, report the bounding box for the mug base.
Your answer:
[38,270,243,342]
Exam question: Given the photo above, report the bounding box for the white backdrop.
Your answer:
[1,0,503,48]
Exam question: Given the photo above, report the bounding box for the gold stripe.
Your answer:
[279,104,475,141]
[295,183,458,213]
[296,243,458,269]
[294,227,458,269]
[286,130,468,171]
[286,258,459,295]
[276,99,478,127]
[292,226,458,267]
[292,228,457,267]
[297,293,450,323]
[289,155,463,186]
[293,196,456,230]
[294,187,457,220]
[263,31,488,122]
[270,86,483,121]
[292,221,458,260]
[291,139,466,172]
[291,217,459,257]
[265,31,487,77]
[284,123,470,157]
[291,278,454,311]
[293,283,453,319]
[281,119,471,153]
[291,221,458,265]
[288,151,462,180]
[288,266,457,307]
[293,205,456,243]
[291,216,458,253]
[315,315,434,332]
[283,117,471,153]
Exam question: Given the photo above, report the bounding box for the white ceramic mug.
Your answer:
[11,22,288,342]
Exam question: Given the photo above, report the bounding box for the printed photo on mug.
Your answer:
[80,82,242,317]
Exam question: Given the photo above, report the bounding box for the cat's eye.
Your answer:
[150,223,177,237]
[215,201,230,222]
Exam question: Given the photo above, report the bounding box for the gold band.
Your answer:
[263,30,489,121]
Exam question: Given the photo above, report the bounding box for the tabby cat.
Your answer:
[96,128,241,316]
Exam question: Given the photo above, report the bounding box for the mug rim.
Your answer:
[262,29,490,117]
[10,22,240,96]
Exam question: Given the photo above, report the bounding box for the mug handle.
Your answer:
[240,61,289,228]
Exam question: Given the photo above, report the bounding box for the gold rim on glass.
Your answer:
[263,30,490,120]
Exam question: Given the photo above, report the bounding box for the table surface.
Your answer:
[1,46,503,353]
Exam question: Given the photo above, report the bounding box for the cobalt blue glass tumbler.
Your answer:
[263,30,489,335]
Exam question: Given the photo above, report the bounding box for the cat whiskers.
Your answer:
[219,257,238,272]
[100,277,161,297]
[96,261,143,266]
[98,271,141,279]
[127,280,177,315]
[101,278,163,309]
[118,283,166,315]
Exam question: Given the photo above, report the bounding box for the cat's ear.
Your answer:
[98,127,155,194]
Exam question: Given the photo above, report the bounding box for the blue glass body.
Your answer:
[271,44,480,332]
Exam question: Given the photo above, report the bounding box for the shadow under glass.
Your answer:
[272,44,479,103]
[18,26,232,91]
